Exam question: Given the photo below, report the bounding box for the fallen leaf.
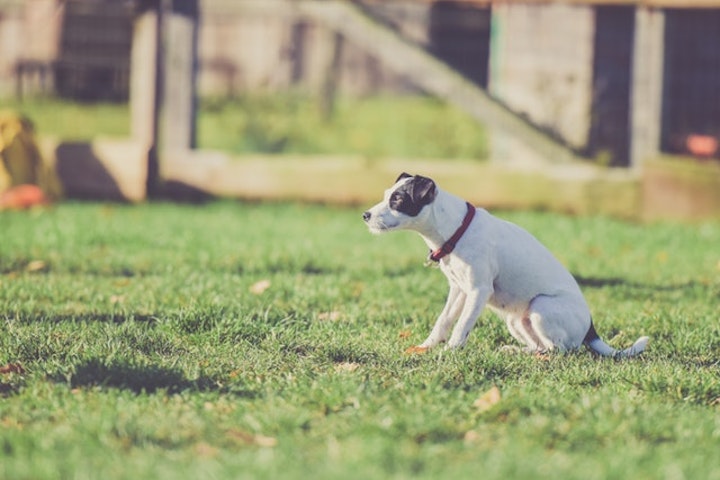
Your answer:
[404,345,429,355]
[227,429,255,444]
[227,429,277,448]
[1,417,22,429]
[398,330,412,339]
[463,430,481,443]
[0,363,24,375]
[25,260,47,273]
[334,362,360,373]
[473,386,501,412]
[253,435,278,448]
[249,279,271,295]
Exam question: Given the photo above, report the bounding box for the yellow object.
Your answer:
[0,111,41,188]
[0,110,60,197]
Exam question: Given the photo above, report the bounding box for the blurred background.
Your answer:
[1,0,719,220]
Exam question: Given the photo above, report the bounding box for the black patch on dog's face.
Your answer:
[389,174,436,217]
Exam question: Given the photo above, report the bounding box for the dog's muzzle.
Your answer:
[362,211,371,222]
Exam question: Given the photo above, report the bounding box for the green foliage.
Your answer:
[1,202,719,479]
[1,98,130,141]
[4,95,489,159]
[198,94,489,159]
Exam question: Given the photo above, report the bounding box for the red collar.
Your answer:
[428,202,476,262]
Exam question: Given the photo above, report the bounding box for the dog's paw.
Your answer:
[534,351,551,361]
[404,345,430,355]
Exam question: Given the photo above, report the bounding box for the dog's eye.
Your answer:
[389,191,405,209]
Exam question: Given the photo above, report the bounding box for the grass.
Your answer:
[2,95,489,160]
[1,201,719,479]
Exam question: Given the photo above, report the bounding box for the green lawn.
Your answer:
[1,201,719,479]
[2,95,488,160]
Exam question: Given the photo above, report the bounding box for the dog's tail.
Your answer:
[583,321,649,359]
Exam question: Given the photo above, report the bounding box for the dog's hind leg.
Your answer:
[504,314,551,353]
[526,294,591,351]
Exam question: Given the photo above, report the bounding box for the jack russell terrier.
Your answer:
[363,173,649,358]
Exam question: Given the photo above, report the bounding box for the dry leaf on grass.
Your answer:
[227,429,278,448]
[252,435,278,448]
[473,386,501,413]
[249,279,271,295]
[398,330,412,339]
[404,345,429,355]
[0,363,25,375]
[25,260,47,273]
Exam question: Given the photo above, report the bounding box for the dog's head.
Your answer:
[363,172,437,233]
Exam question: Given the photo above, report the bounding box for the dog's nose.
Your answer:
[362,211,371,222]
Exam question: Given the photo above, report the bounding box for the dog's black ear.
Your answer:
[396,172,413,183]
[410,175,436,206]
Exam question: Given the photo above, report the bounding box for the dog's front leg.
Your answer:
[445,287,491,349]
[416,284,465,350]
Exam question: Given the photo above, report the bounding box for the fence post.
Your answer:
[630,7,664,169]
[320,31,344,121]
[159,0,199,153]
[130,0,161,193]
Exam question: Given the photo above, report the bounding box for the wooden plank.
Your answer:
[642,157,720,221]
[129,6,160,193]
[130,7,160,152]
[159,0,198,151]
[357,0,720,7]
[629,7,664,168]
[203,0,720,13]
[160,152,641,218]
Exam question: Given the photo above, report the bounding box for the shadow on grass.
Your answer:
[51,358,258,397]
[0,381,20,397]
[575,275,717,297]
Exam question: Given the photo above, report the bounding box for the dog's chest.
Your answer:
[438,259,473,290]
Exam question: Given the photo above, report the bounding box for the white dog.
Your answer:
[363,173,649,358]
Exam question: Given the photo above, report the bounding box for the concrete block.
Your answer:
[39,137,148,202]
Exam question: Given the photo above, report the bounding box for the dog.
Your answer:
[363,173,649,358]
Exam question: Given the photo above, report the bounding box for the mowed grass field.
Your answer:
[1,201,719,479]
